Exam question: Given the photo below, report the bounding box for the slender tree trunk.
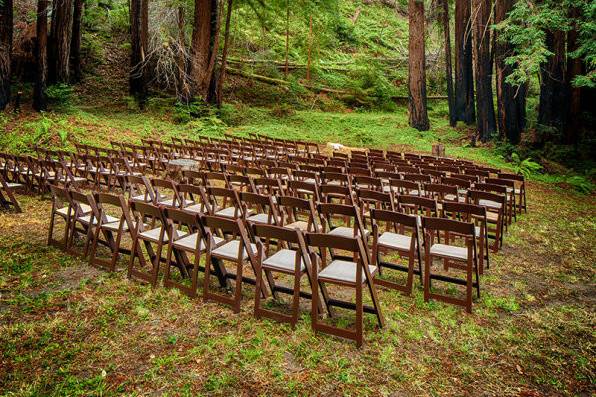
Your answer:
[408,0,430,131]
[565,10,582,145]
[440,0,455,126]
[495,0,525,144]
[176,6,191,103]
[454,0,475,124]
[129,0,148,106]
[0,0,13,111]
[190,0,218,99]
[206,0,223,105]
[215,0,233,107]
[472,0,496,142]
[307,15,313,82]
[50,0,73,83]
[284,0,289,78]
[70,0,84,83]
[538,30,567,141]
[34,0,49,111]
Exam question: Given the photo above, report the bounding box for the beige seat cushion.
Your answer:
[173,233,223,251]
[318,260,377,284]
[328,226,370,239]
[429,243,468,261]
[378,232,412,251]
[211,240,257,261]
[262,249,305,272]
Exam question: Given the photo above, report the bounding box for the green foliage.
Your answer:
[564,175,594,194]
[173,100,218,124]
[511,153,543,178]
[46,84,74,112]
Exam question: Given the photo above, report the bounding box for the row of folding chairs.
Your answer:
[48,181,490,346]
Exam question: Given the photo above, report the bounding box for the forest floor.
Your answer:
[0,103,595,396]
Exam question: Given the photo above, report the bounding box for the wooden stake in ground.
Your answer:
[408,0,430,131]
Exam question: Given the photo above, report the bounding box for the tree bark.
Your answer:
[190,0,219,99]
[408,0,430,131]
[34,0,49,111]
[538,29,567,139]
[70,0,84,83]
[454,0,475,124]
[129,0,148,106]
[50,0,73,83]
[176,6,191,103]
[564,9,582,145]
[0,0,13,110]
[215,0,233,107]
[472,0,496,142]
[495,0,526,144]
[440,0,455,127]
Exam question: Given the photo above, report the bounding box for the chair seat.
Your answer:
[284,220,320,232]
[102,219,138,232]
[479,199,502,209]
[429,244,468,261]
[246,213,271,224]
[262,249,305,272]
[173,233,223,251]
[215,206,239,218]
[486,211,500,222]
[328,226,370,239]
[319,259,377,284]
[5,182,22,189]
[56,204,92,217]
[378,232,412,251]
[131,194,152,203]
[184,203,204,214]
[78,214,119,225]
[211,240,256,261]
[140,227,185,243]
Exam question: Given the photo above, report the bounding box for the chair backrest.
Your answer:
[397,194,437,216]
[421,216,475,238]
[278,195,319,232]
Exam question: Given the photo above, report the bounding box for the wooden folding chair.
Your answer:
[421,217,480,313]
[202,215,269,313]
[126,175,157,204]
[88,193,137,272]
[442,201,490,274]
[252,224,320,327]
[370,209,421,295]
[0,174,23,213]
[128,201,176,287]
[48,185,81,250]
[306,232,384,347]
[278,195,321,233]
[498,172,527,213]
[203,186,245,219]
[66,190,100,258]
[239,191,281,226]
[467,190,505,252]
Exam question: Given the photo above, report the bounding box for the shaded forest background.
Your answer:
[0,0,594,180]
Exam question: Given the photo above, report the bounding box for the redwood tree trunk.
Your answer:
[70,0,84,82]
[129,0,148,106]
[176,6,190,102]
[472,0,496,142]
[190,0,218,99]
[50,0,73,83]
[495,0,526,144]
[34,0,49,111]
[215,0,233,108]
[565,11,582,145]
[538,30,567,140]
[0,0,13,110]
[440,0,455,127]
[408,0,429,131]
[454,0,475,124]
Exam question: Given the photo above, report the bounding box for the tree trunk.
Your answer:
[50,0,73,83]
[472,0,496,142]
[70,0,84,83]
[0,0,13,110]
[176,6,191,103]
[408,0,430,131]
[538,29,567,140]
[190,0,218,99]
[215,0,233,108]
[129,0,148,106]
[495,0,525,144]
[34,0,49,111]
[454,0,475,124]
[440,0,455,127]
[564,10,582,145]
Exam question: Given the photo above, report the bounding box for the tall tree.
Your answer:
[129,0,148,106]
[34,0,49,111]
[454,0,475,124]
[70,0,84,82]
[176,6,190,102]
[495,0,526,144]
[408,0,430,131]
[538,30,567,135]
[472,0,496,142]
[0,0,13,110]
[440,0,456,127]
[215,0,233,107]
[189,0,219,100]
[564,8,582,145]
[49,0,74,83]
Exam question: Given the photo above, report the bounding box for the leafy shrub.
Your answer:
[46,84,73,112]
[565,176,594,194]
[511,152,543,178]
[173,100,216,124]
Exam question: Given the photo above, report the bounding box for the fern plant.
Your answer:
[511,153,543,178]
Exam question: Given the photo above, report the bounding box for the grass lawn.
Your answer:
[0,106,594,396]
